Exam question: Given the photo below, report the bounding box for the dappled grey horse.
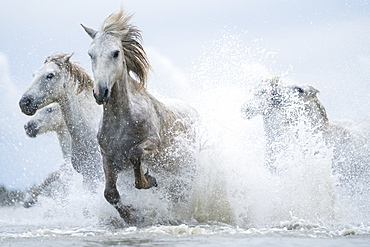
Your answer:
[19,53,103,190]
[23,103,73,207]
[82,9,198,223]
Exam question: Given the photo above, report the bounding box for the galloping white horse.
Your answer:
[242,78,328,171]
[82,9,198,223]
[19,54,103,190]
[22,103,73,207]
[242,78,369,183]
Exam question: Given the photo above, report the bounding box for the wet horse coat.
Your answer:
[242,78,368,183]
[82,9,198,223]
[242,78,329,171]
[25,103,71,161]
[19,54,103,189]
[23,103,73,207]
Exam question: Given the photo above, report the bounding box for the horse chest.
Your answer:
[98,118,150,158]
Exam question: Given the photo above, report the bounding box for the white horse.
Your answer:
[242,78,369,185]
[82,9,199,223]
[19,53,103,190]
[242,78,328,172]
[24,103,71,161]
[22,103,73,207]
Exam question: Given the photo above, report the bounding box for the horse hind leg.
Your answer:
[129,139,158,189]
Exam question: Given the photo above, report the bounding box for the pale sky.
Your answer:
[1,0,370,189]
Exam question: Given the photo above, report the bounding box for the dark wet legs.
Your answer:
[104,180,138,224]
[103,156,141,224]
[133,166,157,189]
[102,138,159,223]
[129,141,158,189]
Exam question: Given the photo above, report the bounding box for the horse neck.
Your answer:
[262,108,292,142]
[58,82,98,143]
[55,127,72,161]
[311,99,329,125]
[104,74,137,118]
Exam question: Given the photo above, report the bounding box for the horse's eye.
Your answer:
[46,73,54,80]
[46,107,54,113]
[112,50,120,59]
[293,86,304,94]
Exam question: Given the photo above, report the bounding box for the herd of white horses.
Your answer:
[18,9,370,224]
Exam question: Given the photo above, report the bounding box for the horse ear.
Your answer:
[271,77,280,86]
[307,86,319,96]
[62,53,74,63]
[81,24,97,39]
[266,77,280,87]
[120,28,130,36]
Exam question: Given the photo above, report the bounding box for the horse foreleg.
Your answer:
[129,139,158,189]
[23,171,61,208]
[102,157,137,224]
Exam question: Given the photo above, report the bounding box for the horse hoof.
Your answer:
[135,172,158,189]
[118,205,144,225]
[146,174,158,188]
[126,213,144,226]
[23,198,37,208]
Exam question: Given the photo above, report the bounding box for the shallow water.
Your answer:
[1,101,370,246]
[2,34,370,246]
[1,221,370,247]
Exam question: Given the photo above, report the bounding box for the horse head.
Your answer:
[81,9,150,105]
[19,54,73,116]
[242,77,328,128]
[24,103,65,138]
[286,84,328,126]
[242,77,286,119]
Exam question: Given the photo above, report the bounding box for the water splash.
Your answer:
[185,32,370,228]
[1,32,370,241]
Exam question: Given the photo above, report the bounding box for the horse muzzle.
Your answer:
[19,95,40,116]
[24,121,39,138]
[93,85,110,105]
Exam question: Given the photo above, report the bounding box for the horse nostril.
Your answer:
[93,89,98,100]
[104,88,109,99]
[20,97,31,107]
[93,85,109,104]
[19,96,35,110]
[24,121,38,137]
[19,95,39,116]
